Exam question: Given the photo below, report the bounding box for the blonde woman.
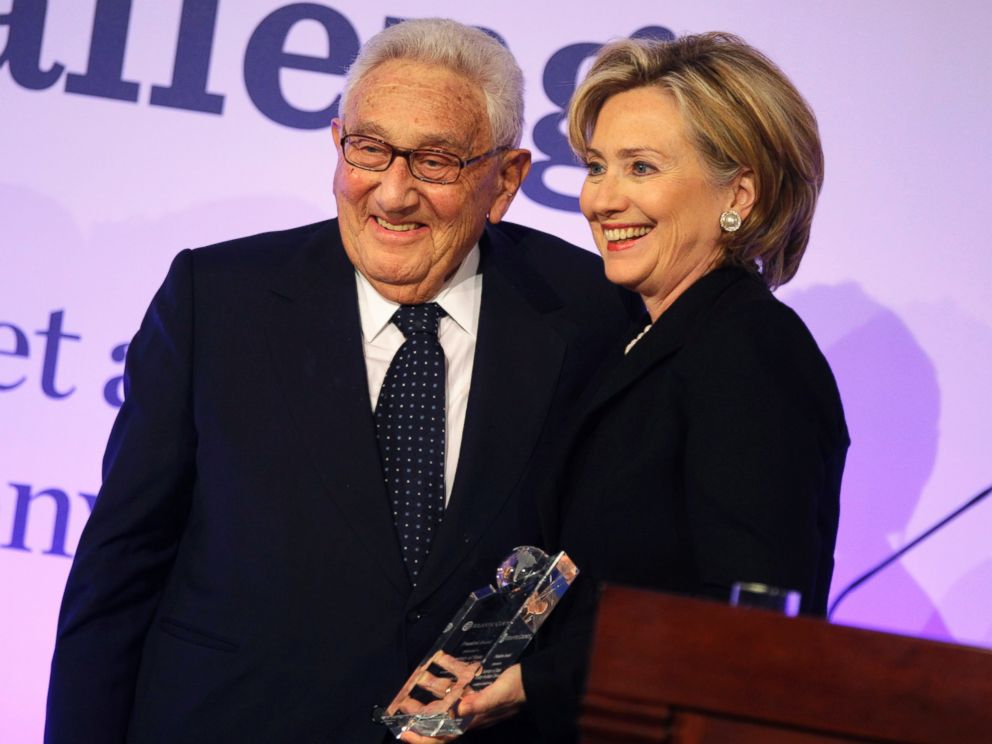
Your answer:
[450,33,848,744]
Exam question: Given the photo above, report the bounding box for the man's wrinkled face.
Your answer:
[333,60,504,304]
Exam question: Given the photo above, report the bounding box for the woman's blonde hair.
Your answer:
[569,32,823,288]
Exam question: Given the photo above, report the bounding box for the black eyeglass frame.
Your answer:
[339,132,508,185]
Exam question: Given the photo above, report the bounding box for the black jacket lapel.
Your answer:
[582,266,751,421]
[410,226,567,604]
[538,266,752,543]
[265,221,409,595]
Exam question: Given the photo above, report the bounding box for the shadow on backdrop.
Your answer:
[785,283,949,641]
[936,559,992,645]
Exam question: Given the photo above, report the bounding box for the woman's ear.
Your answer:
[488,149,532,224]
[729,168,756,220]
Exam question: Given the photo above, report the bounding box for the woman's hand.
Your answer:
[398,730,457,744]
[391,652,481,742]
[458,664,527,730]
[395,661,526,742]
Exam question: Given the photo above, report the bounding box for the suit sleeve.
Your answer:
[45,250,198,744]
[518,576,597,744]
[682,302,845,614]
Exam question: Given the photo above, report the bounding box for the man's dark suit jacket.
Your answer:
[45,218,638,743]
[521,266,849,742]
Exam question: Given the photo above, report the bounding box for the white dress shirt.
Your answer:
[355,245,482,506]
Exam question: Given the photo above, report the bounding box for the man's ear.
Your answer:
[728,168,756,220]
[487,149,532,224]
[331,118,344,154]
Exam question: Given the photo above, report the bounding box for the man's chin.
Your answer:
[362,265,439,304]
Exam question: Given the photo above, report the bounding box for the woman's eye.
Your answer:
[586,161,605,177]
[632,161,655,175]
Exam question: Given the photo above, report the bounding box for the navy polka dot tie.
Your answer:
[375,303,447,585]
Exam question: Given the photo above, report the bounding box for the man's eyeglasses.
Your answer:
[340,133,506,185]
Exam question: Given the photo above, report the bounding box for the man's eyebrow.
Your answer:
[347,121,390,139]
[348,121,467,152]
[416,136,467,152]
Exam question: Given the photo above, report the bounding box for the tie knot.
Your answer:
[392,303,445,338]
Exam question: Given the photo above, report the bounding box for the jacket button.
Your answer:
[407,609,424,623]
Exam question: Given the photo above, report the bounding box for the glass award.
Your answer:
[373,546,578,738]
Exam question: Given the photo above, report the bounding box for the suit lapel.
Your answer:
[582,266,750,420]
[539,266,751,540]
[265,221,409,596]
[410,226,567,604]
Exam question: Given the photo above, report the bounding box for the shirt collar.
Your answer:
[355,244,481,343]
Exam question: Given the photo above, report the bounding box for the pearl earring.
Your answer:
[719,210,742,232]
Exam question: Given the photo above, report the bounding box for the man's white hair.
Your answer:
[339,18,525,148]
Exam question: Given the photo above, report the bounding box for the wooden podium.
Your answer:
[581,586,992,744]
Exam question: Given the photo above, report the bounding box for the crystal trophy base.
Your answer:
[373,546,578,738]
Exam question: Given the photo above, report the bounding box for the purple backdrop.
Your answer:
[2,1,990,740]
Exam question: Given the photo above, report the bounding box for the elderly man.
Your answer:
[45,18,637,744]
